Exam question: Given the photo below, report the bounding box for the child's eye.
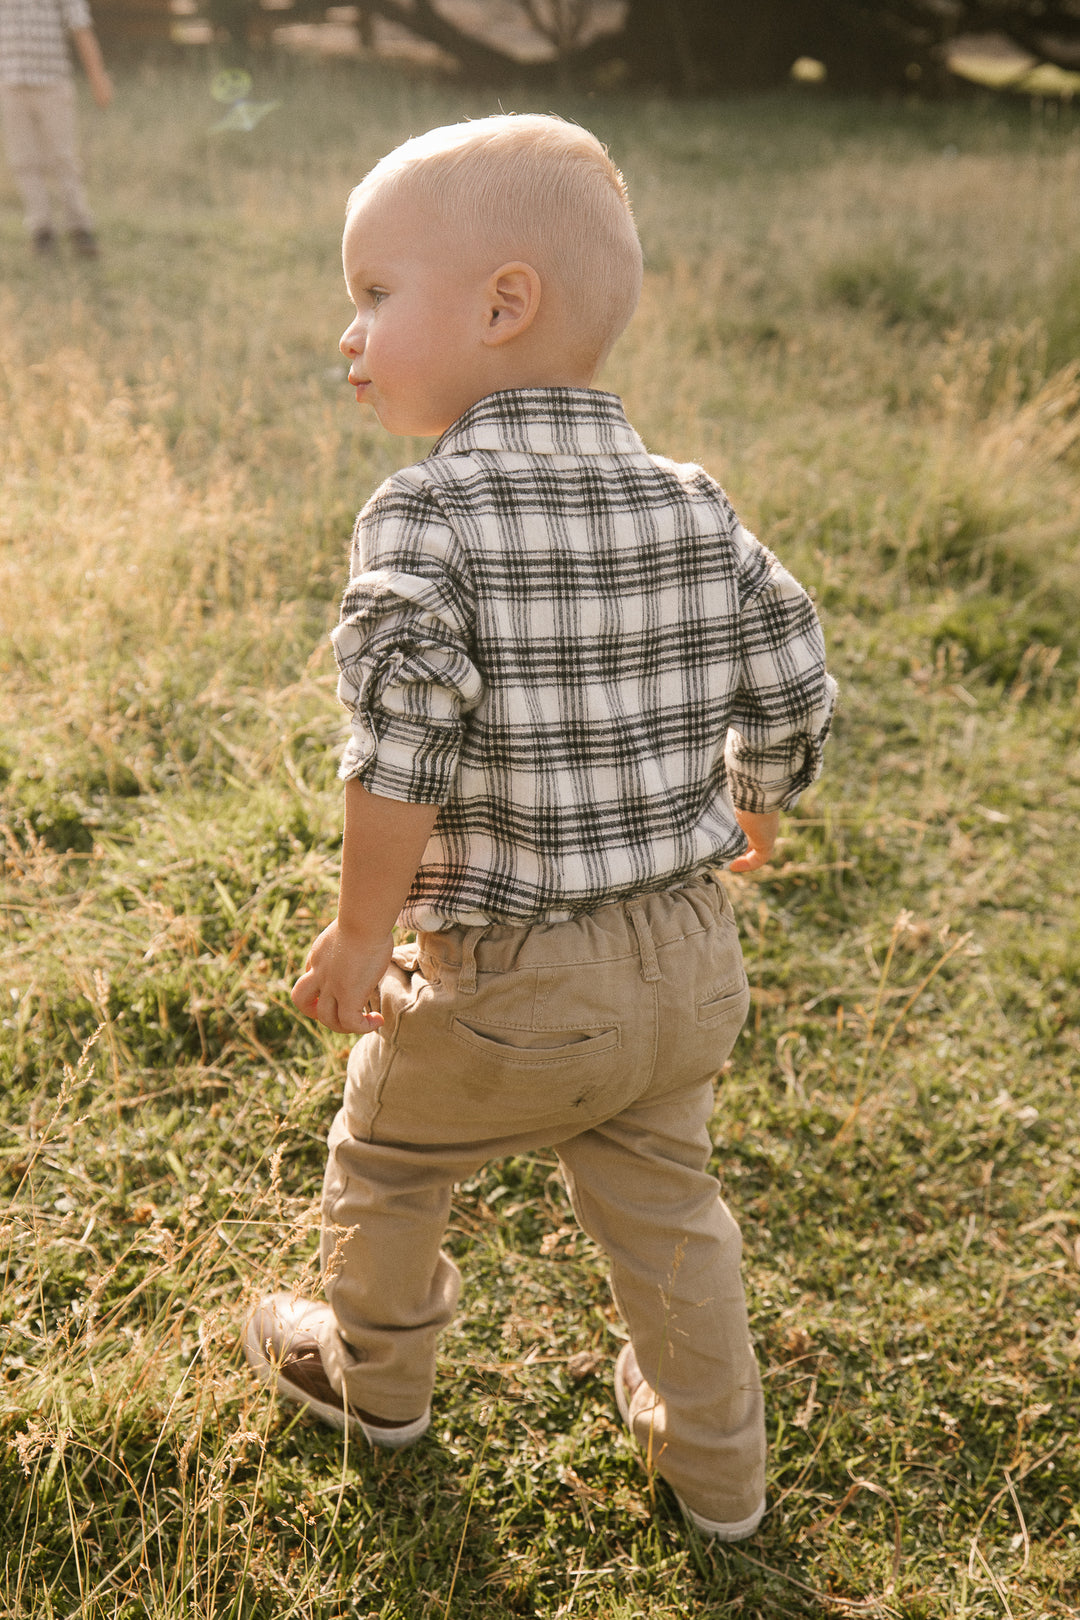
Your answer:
[368,288,387,308]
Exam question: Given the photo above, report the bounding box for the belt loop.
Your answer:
[457,926,485,994]
[626,898,662,984]
[706,866,732,919]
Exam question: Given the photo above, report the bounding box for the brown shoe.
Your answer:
[33,227,56,255]
[242,1291,430,1449]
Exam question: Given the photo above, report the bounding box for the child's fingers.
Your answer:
[291,969,320,1017]
[343,1013,385,1034]
[329,1000,385,1035]
[292,971,384,1034]
[729,847,769,873]
[322,1005,384,1035]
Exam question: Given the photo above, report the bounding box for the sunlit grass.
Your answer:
[2,58,1079,1617]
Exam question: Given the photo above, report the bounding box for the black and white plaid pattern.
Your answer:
[0,0,91,84]
[332,388,836,930]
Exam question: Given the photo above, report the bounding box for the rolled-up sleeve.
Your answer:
[724,529,837,813]
[331,478,483,803]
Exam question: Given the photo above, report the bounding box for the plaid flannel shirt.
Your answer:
[332,388,836,931]
[0,0,91,84]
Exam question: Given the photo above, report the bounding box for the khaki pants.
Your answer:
[0,80,94,234]
[319,873,766,1524]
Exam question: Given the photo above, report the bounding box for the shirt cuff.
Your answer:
[727,739,828,814]
[339,711,459,805]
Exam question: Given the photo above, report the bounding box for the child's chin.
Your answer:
[381,410,443,438]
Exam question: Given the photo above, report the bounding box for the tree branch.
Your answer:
[361,0,623,81]
[361,0,546,77]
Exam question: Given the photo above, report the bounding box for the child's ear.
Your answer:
[481,262,541,347]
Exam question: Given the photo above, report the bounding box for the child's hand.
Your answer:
[730,809,780,873]
[291,920,392,1034]
[90,69,114,109]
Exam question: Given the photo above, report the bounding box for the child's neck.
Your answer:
[472,358,597,402]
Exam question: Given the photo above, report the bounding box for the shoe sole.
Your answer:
[613,1342,766,1542]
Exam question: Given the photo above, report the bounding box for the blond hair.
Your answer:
[349,114,643,371]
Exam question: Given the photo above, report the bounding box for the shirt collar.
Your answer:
[430,388,646,459]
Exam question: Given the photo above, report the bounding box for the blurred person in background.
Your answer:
[0,0,112,256]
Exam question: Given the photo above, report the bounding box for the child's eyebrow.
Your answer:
[344,250,378,286]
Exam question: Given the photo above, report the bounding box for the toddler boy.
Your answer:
[244,114,836,1540]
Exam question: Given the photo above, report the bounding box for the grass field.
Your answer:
[2,54,1079,1618]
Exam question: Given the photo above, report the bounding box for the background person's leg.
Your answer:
[38,81,95,234]
[0,85,55,238]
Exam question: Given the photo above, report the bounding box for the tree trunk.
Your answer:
[617,0,811,92]
[615,0,949,94]
[800,3,941,95]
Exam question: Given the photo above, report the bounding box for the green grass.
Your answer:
[2,56,1079,1617]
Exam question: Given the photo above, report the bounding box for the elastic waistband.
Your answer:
[415,870,734,992]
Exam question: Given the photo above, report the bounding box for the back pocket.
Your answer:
[450,1018,619,1065]
[697,976,750,1026]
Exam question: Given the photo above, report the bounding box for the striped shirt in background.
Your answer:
[0,0,91,84]
[332,387,837,932]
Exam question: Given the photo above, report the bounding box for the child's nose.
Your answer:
[340,319,363,358]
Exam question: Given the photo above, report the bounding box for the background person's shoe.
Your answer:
[243,1291,430,1450]
[32,227,55,255]
[69,228,99,258]
[614,1342,766,1542]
